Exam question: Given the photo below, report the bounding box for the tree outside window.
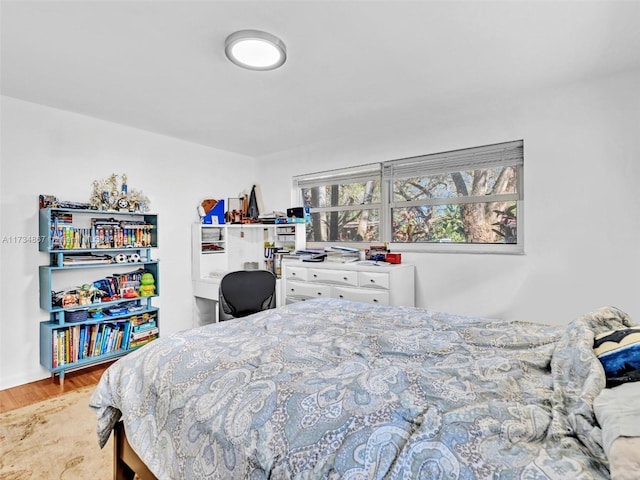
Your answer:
[301,179,380,242]
[391,165,519,244]
[294,140,523,252]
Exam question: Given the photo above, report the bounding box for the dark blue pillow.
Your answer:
[594,327,640,387]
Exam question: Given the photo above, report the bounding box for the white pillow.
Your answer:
[594,382,640,456]
[608,437,640,480]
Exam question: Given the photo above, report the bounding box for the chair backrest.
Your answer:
[218,269,277,321]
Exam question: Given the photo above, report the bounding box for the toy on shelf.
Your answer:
[39,194,92,210]
[121,281,140,299]
[139,273,156,297]
[77,284,96,305]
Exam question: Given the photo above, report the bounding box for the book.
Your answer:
[65,329,70,365]
[131,326,159,341]
[93,330,102,357]
[122,321,131,350]
[79,327,85,361]
[58,331,64,366]
[89,324,98,357]
[100,325,111,355]
[129,335,158,349]
[133,320,156,333]
[52,332,59,368]
[83,325,91,359]
[68,327,73,364]
[72,325,80,363]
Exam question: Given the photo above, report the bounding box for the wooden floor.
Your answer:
[0,361,115,414]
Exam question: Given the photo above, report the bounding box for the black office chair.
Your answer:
[218,269,277,321]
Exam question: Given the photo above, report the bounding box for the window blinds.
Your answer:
[293,163,381,189]
[382,140,523,180]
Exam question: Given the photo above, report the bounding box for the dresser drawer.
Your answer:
[333,286,390,305]
[308,268,358,286]
[285,280,332,300]
[359,271,390,290]
[285,266,309,281]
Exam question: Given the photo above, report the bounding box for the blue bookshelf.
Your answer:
[38,207,160,385]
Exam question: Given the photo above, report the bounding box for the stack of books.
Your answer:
[324,246,360,263]
[128,312,158,349]
[258,211,286,224]
[63,254,113,266]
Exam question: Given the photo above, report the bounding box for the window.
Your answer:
[293,164,382,242]
[293,140,524,253]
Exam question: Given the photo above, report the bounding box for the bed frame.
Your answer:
[113,421,157,480]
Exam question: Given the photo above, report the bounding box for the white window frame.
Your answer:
[292,140,524,254]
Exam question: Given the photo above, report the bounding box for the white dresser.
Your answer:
[281,260,415,307]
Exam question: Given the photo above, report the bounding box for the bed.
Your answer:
[89,298,638,479]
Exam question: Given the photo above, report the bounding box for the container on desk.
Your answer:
[386,253,402,264]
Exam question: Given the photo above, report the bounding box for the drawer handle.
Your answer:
[373,299,379,303]
[292,273,296,276]
[290,288,295,292]
[317,292,322,296]
[339,294,344,298]
[370,279,376,283]
[343,277,348,281]
[313,274,318,278]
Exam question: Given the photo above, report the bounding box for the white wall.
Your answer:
[0,96,256,389]
[256,68,640,325]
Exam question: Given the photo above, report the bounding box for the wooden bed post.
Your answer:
[114,421,136,480]
[113,421,158,480]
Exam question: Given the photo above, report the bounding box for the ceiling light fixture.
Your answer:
[225,30,287,71]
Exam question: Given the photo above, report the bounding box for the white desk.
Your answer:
[193,275,222,301]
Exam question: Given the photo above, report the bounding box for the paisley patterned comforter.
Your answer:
[90,299,635,479]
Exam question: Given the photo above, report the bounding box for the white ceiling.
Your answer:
[2,1,640,157]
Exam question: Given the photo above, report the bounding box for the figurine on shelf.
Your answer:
[139,273,156,297]
[101,191,111,211]
[78,284,95,305]
[90,173,150,212]
[62,292,79,308]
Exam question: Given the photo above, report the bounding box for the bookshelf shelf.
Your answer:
[46,260,159,271]
[38,207,160,385]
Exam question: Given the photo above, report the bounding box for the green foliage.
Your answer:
[491,204,517,243]
[428,205,466,242]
